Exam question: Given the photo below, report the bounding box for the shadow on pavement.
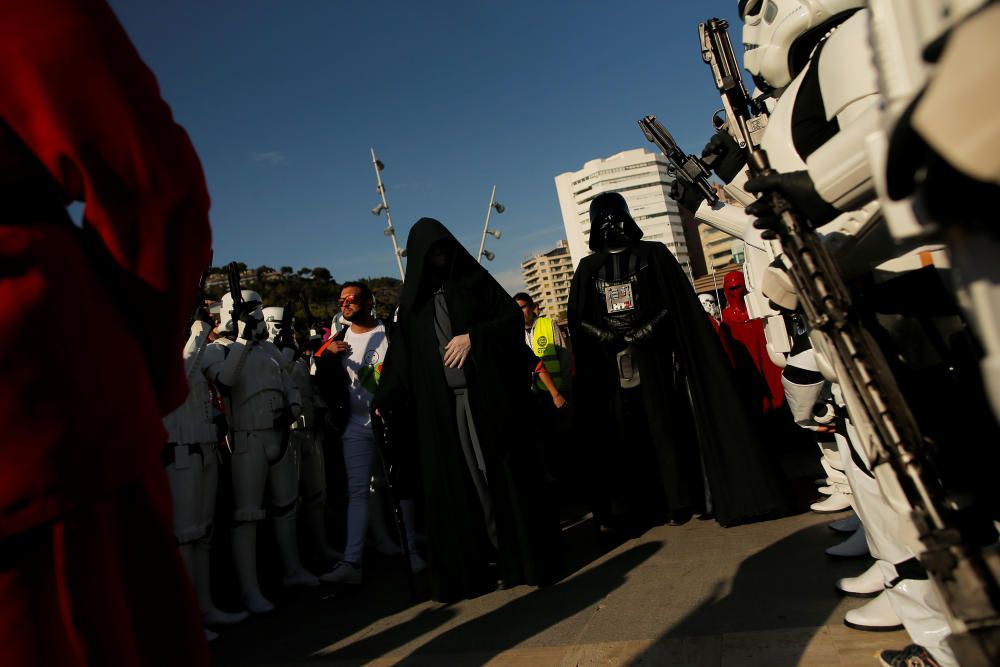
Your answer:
[627,522,866,666]
[351,541,663,665]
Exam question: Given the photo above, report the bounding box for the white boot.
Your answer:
[194,539,249,626]
[837,560,884,597]
[828,513,860,534]
[884,575,958,666]
[231,521,274,613]
[844,590,903,631]
[811,491,852,513]
[826,524,870,558]
[273,512,319,588]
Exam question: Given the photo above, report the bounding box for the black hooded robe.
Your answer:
[569,234,788,528]
[374,218,560,601]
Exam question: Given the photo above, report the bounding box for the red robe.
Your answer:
[720,272,785,413]
[0,1,211,664]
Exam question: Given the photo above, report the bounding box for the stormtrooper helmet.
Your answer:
[220,290,264,338]
[262,306,286,341]
[740,0,864,91]
[698,293,721,320]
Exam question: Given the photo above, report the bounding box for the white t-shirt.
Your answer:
[341,321,388,425]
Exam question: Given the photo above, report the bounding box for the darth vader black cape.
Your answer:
[374,218,560,602]
[569,239,787,528]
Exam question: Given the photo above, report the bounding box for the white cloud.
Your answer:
[250,151,286,165]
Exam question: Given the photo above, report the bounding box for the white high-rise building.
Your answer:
[554,148,691,279]
[521,239,574,323]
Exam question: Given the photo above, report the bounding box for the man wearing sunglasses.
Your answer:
[319,282,423,584]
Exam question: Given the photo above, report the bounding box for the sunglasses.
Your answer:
[338,294,360,307]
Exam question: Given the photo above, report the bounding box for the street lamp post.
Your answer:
[370,147,406,281]
[477,184,505,263]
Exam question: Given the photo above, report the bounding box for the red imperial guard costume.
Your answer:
[0,1,212,664]
[720,270,785,414]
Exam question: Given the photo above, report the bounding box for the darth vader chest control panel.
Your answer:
[602,280,636,313]
[593,253,648,331]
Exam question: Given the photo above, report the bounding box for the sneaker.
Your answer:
[320,561,362,585]
[203,607,250,626]
[283,566,320,588]
[409,552,428,574]
[877,644,943,667]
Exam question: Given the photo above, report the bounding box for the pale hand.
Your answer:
[552,393,568,410]
[443,333,472,368]
[329,340,351,354]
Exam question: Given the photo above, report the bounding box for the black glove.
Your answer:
[701,130,746,183]
[237,311,257,340]
[580,321,623,348]
[627,309,669,343]
[745,170,841,231]
[669,179,708,214]
[195,305,214,326]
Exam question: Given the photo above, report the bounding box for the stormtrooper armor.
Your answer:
[734,4,961,663]
[290,353,339,564]
[163,320,249,629]
[740,0,866,91]
[262,305,284,342]
[206,290,315,614]
[269,309,341,567]
[698,293,721,321]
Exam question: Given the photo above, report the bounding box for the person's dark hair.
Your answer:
[512,292,534,305]
[341,281,374,305]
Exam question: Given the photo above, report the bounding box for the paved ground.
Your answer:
[210,506,909,666]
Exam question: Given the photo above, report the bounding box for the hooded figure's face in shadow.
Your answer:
[426,239,457,283]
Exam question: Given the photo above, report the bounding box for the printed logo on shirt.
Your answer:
[537,336,548,348]
[359,363,383,393]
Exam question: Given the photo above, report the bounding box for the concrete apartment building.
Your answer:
[554,148,692,280]
[521,239,574,323]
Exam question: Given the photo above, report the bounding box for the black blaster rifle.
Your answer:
[275,301,297,351]
[226,262,245,333]
[637,115,719,206]
[698,18,769,151]
[700,17,1000,665]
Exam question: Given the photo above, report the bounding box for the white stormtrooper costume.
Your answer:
[262,306,340,565]
[867,0,1000,428]
[162,319,249,637]
[732,0,958,662]
[206,292,317,615]
[698,293,722,321]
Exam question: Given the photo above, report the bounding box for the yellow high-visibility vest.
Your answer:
[531,317,563,391]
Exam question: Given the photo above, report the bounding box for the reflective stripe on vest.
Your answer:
[531,317,562,391]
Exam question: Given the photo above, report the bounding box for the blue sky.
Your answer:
[109,1,744,294]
